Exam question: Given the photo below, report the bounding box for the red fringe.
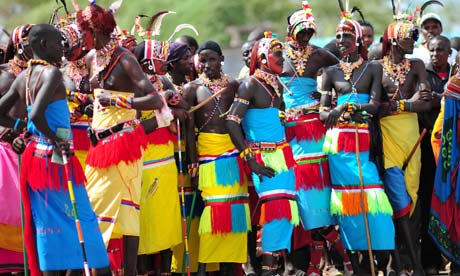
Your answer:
[237,157,246,185]
[294,160,331,191]
[336,129,370,153]
[210,203,232,234]
[21,142,86,191]
[144,127,175,145]
[254,153,265,167]
[285,114,326,142]
[260,199,293,225]
[292,225,312,250]
[71,127,90,151]
[107,238,124,276]
[86,125,147,168]
[282,145,296,169]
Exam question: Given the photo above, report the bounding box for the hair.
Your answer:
[429,35,451,49]
[449,37,460,52]
[247,27,266,42]
[358,20,374,32]
[28,24,60,54]
[197,40,222,56]
[175,35,199,54]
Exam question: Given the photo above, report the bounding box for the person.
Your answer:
[238,40,256,80]
[319,8,395,275]
[132,38,186,276]
[0,23,33,274]
[450,37,460,52]
[226,34,299,276]
[183,40,250,276]
[74,3,167,276]
[358,20,374,51]
[407,10,457,65]
[280,3,346,275]
[379,4,432,274]
[175,35,199,80]
[428,71,460,276]
[418,35,453,275]
[0,23,109,275]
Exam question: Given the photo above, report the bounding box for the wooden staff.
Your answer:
[354,123,376,276]
[17,155,29,276]
[402,128,427,171]
[188,87,226,113]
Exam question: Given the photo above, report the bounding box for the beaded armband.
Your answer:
[167,93,181,106]
[187,162,199,177]
[234,97,250,105]
[226,114,242,124]
[111,95,134,109]
[239,147,255,162]
[399,100,405,112]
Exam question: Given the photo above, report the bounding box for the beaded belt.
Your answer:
[285,105,320,118]
[88,119,140,146]
[247,139,287,151]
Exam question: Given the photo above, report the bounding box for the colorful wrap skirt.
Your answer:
[139,127,182,254]
[196,132,250,263]
[281,76,333,230]
[380,112,421,218]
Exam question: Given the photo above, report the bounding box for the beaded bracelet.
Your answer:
[187,162,199,177]
[112,95,133,109]
[239,147,255,162]
[234,97,250,105]
[399,100,405,112]
[346,102,355,114]
[13,118,22,131]
[226,114,242,124]
[67,90,88,105]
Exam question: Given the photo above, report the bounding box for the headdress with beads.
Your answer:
[3,24,34,63]
[336,1,367,60]
[249,32,283,75]
[287,1,316,41]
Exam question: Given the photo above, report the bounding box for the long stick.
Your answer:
[188,87,226,113]
[402,128,427,171]
[17,155,29,276]
[177,118,191,276]
[61,151,91,276]
[354,123,376,276]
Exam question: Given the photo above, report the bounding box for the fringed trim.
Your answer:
[144,126,175,145]
[324,123,369,153]
[71,125,90,151]
[199,197,250,235]
[330,188,393,216]
[285,114,326,142]
[20,141,86,191]
[86,125,147,168]
[295,155,330,191]
[198,152,244,189]
[259,198,299,226]
[254,143,296,174]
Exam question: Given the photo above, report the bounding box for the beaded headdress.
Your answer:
[336,1,368,59]
[287,1,316,41]
[249,32,283,75]
[11,24,33,55]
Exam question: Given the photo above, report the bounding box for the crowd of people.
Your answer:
[0,0,459,276]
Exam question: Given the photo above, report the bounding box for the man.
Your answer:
[320,10,395,275]
[280,3,344,275]
[75,4,167,276]
[0,23,109,276]
[238,40,256,80]
[407,12,457,65]
[183,40,250,276]
[379,9,432,275]
[358,20,375,51]
[0,23,33,274]
[227,34,299,276]
[419,35,452,275]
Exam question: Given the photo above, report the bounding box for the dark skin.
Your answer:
[319,33,382,127]
[428,38,451,109]
[166,48,194,86]
[379,38,431,117]
[421,19,442,46]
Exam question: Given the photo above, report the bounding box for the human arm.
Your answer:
[404,59,431,112]
[319,67,346,128]
[0,77,27,133]
[183,82,199,187]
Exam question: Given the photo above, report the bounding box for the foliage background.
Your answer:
[0,0,457,47]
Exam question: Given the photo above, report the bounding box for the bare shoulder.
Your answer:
[408,57,425,68]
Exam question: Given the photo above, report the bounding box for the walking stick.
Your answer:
[176,118,191,276]
[61,150,91,276]
[354,123,376,276]
[17,155,29,276]
[188,87,226,113]
[402,128,427,171]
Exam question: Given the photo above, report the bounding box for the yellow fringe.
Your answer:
[198,206,212,235]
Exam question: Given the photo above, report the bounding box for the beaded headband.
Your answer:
[287,1,316,40]
[257,32,283,58]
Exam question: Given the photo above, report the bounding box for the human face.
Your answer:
[396,37,415,54]
[429,39,450,69]
[264,44,284,75]
[241,41,255,67]
[422,19,442,42]
[174,49,194,75]
[361,26,374,49]
[336,32,356,57]
[199,49,222,79]
[43,29,66,65]
[295,28,314,47]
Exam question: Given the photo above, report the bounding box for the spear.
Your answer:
[402,128,427,171]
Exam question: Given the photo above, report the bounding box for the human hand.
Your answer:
[325,104,345,128]
[171,107,190,122]
[12,136,26,154]
[311,91,322,100]
[248,159,275,181]
[96,91,112,107]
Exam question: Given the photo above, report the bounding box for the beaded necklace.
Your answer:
[198,72,229,131]
[253,68,281,98]
[286,43,313,76]
[92,38,118,81]
[8,56,28,77]
[66,58,89,91]
[166,73,186,95]
[147,74,164,91]
[25,59,50,106]
[383,56,411,88]
[339,57,364,81]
